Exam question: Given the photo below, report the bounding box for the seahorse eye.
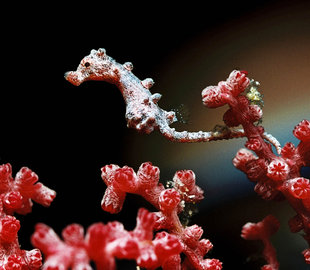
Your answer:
[84,62,90,68]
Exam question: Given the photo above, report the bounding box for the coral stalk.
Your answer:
[241,215,280,270]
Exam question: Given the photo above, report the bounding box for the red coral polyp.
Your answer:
[245,159,268,182]
[201,70,250,107]
[173,170,196,192]
[137,162,160,188]
[202,258,223,270]
[233,148,257,172]
[183,225,204,249]
[5,255,23,270]
[24,249,42,269]
[0,164,13,191]
[280,142,297,159]
[293,119,310,142]
[62,224,85,246]
[158,189,181,213]
[201,86,227,108]
[245,138,262,151]
[113,166,137,193]
[226,70,250,96]
[288,177,310,199]
[101,164,120,186]
[153,231,182,260]
[3,191,23,210]
[0,215,20,243]
[267,159,289,181]
[172,170,204,203]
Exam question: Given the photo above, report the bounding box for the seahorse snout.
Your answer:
[64,71,84,86]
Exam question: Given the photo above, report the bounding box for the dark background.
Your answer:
[2,1,310,269]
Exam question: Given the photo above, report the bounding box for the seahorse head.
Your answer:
[65,48,117,86]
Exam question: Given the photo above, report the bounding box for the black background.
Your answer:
[2,1,310,269]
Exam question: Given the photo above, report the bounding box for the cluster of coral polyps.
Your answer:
[0,163,56,269]
[31,162,222,270]
[201,69,310,268]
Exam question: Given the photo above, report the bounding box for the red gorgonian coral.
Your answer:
[31,163,221,270]
[31,208,184,270]
[201,70,310,268]
[0,163,56,270]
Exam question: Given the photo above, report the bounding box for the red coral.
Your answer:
[201,85,228,108]
[0,164,56,270]
[287,177,310,199]
[200,69,310,264]
[245,158,268,182]
[294,119,310,142]
[241,215,280,270]
[245,138,262,152]
[136,162,160,188]
[27,161,218,269]
[158,188,181,214]
[113,166,137,193]
[201,70,250,109]
[98,163,221,270]
[31,223,91,270]
[233,148,257,172]
[267,159,289,181]
[0,165,56,215]
[226,70,250,95]
[280,142,297,159]
[172,170,204,203]
[0,215,20,243]
[32,208,182,270]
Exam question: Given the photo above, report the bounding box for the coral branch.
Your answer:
[31,208,183,270]
[200,69,310,263]
[241,215,280,270]
[100,162,222,270]
[0,163,56,270]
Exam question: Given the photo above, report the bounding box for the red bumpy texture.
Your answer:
[99,162,221,270]
[0,163,56,270]
[31,208,182,270]
[202,70,310,267]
